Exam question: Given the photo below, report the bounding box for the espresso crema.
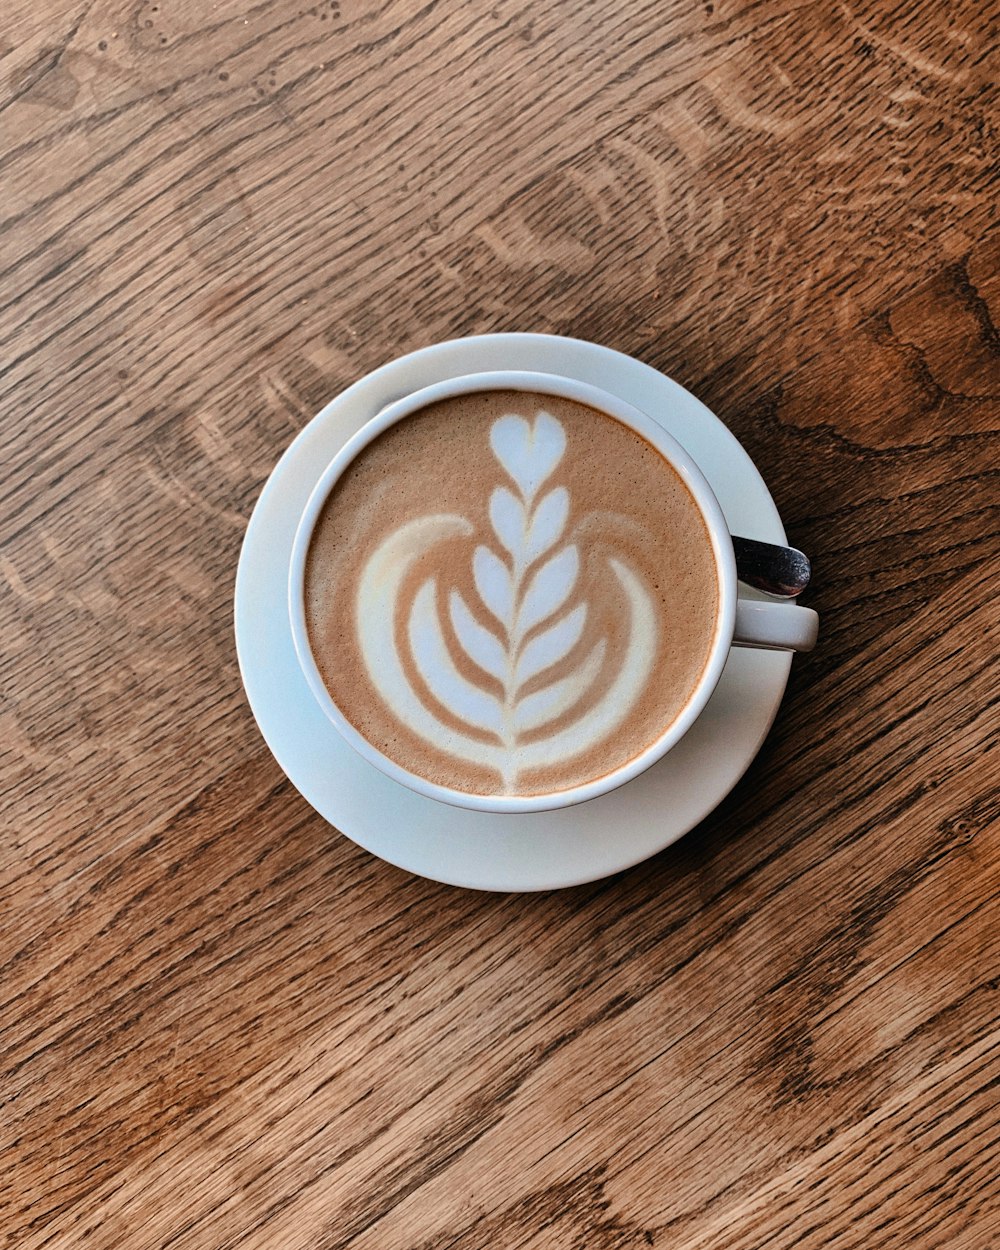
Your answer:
[305,391,720,797]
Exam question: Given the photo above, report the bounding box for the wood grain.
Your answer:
[1,0,998,1246]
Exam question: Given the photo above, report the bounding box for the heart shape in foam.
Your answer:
[490,412,566,502]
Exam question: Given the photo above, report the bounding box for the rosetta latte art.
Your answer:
[355,411,657,791]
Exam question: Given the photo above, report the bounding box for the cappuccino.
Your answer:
[304,390,719,797]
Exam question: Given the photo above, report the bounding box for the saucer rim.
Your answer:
[235,332,792,891]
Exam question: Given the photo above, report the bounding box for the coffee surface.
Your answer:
[305,391,720,797]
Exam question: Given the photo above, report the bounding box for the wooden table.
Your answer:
[3,1,998,1245]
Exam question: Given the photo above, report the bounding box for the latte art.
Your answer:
[305,391,720,797]
[354,411,656,790]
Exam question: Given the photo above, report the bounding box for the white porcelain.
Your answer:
[287,372,818,814]
[235,333,798,890]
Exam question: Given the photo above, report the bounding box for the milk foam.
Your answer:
[305,392,719,797]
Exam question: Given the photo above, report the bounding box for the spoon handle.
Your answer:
[732,535,812,599]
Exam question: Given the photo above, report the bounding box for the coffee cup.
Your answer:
[288,372,818,813]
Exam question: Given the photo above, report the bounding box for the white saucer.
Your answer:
[235,334,792,891]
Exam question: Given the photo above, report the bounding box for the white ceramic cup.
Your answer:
[289,371,818,814]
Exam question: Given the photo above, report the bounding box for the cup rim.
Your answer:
[288,370,737,813]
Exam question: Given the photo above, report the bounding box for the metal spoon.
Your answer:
[732,535,812,598]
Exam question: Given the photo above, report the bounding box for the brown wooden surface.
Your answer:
[2,0,999,1245]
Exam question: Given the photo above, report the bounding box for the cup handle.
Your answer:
[733,597,819,652]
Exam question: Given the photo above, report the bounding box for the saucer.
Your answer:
[234,334,792,891]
